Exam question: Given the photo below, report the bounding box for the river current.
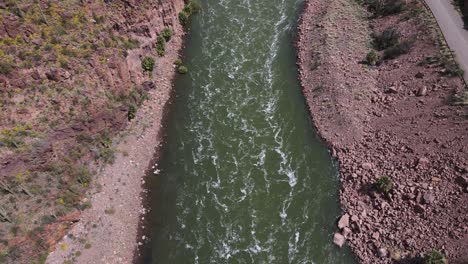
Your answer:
[140,0,356,263]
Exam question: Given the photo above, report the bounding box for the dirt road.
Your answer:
[425,0,468,82]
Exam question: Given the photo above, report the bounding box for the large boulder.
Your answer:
[338,214,350,229]
[333,233,346,247]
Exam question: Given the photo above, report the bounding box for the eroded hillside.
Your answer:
[0,0,192,262]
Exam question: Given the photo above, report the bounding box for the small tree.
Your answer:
[141,56,155,72]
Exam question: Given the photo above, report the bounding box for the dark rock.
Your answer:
[142,80,156,91]
[414,204,425,214]
[415,72,424,78]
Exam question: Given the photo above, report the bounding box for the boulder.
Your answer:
[422,191,435,204]
[417,86,427,96]
[377,247,388,257]
[338,214,350,229]
[361,162,373,170]
[333,233,345,247]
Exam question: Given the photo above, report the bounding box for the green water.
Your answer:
[140,0,356,263]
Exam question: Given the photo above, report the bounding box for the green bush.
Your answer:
[174,59,183,66]
[383,40,413,60]
[162,28,173,41]
[424,250,446,264]
[365,50,380,65]
[141,56,155,72]
[178,65,188,74]
[127,104,136,121]
[156,36,165,57]
[373,29,400,50]
[375,176,393,194]
[188,1,201,13]
[179,11,189,26]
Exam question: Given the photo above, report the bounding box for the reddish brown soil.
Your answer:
[297,0,468,263]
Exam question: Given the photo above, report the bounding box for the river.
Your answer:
[139,0,356,263]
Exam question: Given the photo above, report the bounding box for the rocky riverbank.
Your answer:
[297,0,468,263]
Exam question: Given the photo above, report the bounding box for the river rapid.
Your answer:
[139,0,356,263]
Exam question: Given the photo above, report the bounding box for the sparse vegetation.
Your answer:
[0,124,38,149]
[0,1,174,263]
[141,56,156,72]
[424,250,446,264]
[375,176,393,194]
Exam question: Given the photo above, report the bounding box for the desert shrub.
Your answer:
[162,28,173,41]
[99,147,115,164]
[179,11,189,25]
[178,65,188,74]
[123,38,140,49]
[0,60,13,74]
[424,250,446,264]
[375,176,393,193]
[74,166,91,186]
[373,28,400,50]
[188,1,201,13]
[365,50,380,65]
[0,124,37,149]
[156,36,165,57]
[141,56,155,72]
[383,40,413,59]
[174,59,183,66]
[127,104,136,121]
